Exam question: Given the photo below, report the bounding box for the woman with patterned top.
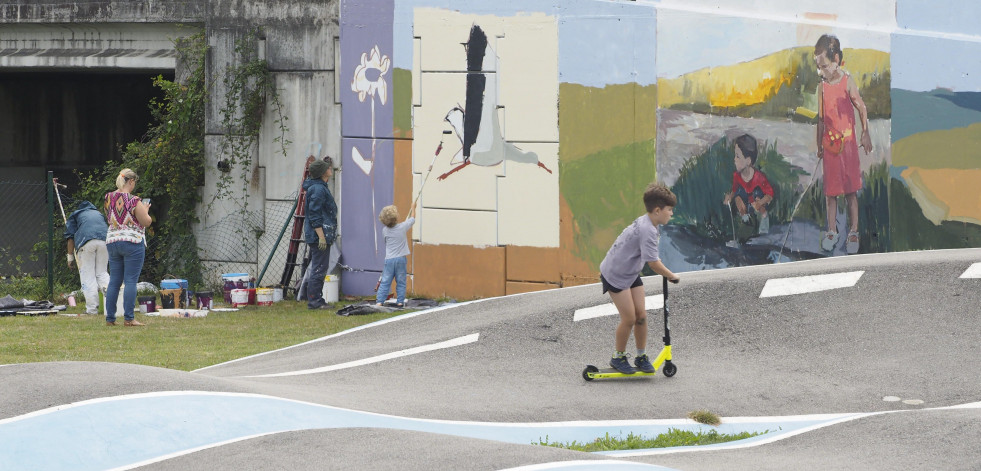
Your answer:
[103,168,153,326]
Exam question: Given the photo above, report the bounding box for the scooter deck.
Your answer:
[583,366,658,380]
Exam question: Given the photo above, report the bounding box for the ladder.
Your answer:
[280,155,316,295]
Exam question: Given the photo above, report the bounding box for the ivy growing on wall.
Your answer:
[74,28,289,288]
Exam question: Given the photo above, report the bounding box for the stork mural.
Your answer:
[438,25,553,181]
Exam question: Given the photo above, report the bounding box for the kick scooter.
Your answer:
[582,276,678,381]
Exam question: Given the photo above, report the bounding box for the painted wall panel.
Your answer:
[413,71,501,211]
[417,207,497,246]
[506,281,559,295]
[413,243,505,298]
[341,0,395,139]
[497,14,559,142]
[340,136,394,296]
[505,246,559,284]
[414,7,505,72]
[497,142,559,247]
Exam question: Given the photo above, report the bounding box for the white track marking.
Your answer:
[243,333,480,378]
[959,262,981,278]
[573,295,663,322]
[759,271,864,298]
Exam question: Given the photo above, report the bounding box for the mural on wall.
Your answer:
[889,0,981,250]
[655,9,892,272]
[436,25,553,181]
[340,0,397,293]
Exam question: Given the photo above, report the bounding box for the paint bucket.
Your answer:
[322,274,340,303]
[256,288,274,306]
[230,288,249,307]
[195,291,213,310]
[221,273,250,303]
[138,296,156,314]
[160,289,184,309]
[271,287,283,303]
[103,284,133,317]
[247,288,256,305]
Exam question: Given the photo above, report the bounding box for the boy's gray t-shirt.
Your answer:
[599,214,660,290]
[383,217,415,260]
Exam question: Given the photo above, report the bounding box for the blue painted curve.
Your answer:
[0,391,868,471]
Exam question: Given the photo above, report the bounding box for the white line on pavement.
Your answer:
[959,262,981,278]
[759,271,864,298]
[243,333,480,378]
[573,295,663,322]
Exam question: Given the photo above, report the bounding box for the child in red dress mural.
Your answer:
[814,34,873,254]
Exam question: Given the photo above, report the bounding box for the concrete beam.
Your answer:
[0,22,200,69]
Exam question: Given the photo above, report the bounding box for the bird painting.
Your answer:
[437,24,553,181]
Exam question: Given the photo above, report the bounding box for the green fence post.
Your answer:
[47,170,54,299]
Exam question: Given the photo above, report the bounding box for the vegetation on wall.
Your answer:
[73,28,288,288]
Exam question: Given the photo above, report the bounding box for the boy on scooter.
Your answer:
[599,182,681,374]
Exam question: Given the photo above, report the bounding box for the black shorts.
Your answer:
[600,274,643,294]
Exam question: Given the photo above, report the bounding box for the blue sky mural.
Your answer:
[392,0,656,87]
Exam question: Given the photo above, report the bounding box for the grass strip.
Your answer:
[0,300,404,371]
[537,428,769,452]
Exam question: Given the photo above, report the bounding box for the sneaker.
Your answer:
[609,355,637,374]
[820,231,839,252]
[106,321,116,326]
[308,303,334,310]
[124,320,145,327]
[845,231,860,254]
[634,354,656,373]
[758,214,769,234]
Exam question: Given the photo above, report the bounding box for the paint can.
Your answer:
[195,291,213,310]
[221,273,250,303]
[160,289,183,309]
[271,287,283,303]
[138,296,156,314]
[256,288,274,306]
[322,274,340,303]
[230,289,249,307]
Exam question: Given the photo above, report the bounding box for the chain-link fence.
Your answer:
[0,180,48,278]
[0,174,309,301]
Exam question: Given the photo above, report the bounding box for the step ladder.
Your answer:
[280,155,317,296]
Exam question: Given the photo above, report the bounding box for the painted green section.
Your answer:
[393,68,413,138]
[893,122,981,169]
[559,82,657,163]
[891,89,981,142]
[890,177,981,250]
[560,140,657,269]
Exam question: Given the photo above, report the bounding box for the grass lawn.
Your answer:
[0,299,406,371]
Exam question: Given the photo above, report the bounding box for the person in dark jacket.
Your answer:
[302,157,338,309]
[65,201,110,314]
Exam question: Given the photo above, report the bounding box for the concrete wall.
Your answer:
[3,0,978,300]
[338,0,981,299]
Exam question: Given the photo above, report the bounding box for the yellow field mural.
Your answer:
[659,47,890,110]
[901,168,981,225]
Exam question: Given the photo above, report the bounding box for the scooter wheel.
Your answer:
[662,361,677,377]
[583,365,599,381]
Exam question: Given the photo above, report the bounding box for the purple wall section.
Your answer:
[341,137,395,296]
[341,0,396,295]
[341,0,395,139]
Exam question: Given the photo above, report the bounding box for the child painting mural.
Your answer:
[814,34,873,254]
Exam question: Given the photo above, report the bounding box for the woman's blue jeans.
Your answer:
[376,256,407,305]
[106,241,145,322]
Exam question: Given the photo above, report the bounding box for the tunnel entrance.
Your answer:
[0,69,171,183]
[0,69,170,276]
